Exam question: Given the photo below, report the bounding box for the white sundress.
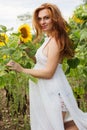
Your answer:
[29,37,87,130]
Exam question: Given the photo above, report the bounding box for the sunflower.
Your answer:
[0,33,8,47]
[3,55,7,59]
[18,24,32,43]
[72,15,84,24]
[3,55,9,59]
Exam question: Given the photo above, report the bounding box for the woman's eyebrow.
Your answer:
[38,15,50,19]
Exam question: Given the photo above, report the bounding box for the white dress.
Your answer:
[29,37,87,130]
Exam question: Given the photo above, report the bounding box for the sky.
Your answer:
[0,0,83,32]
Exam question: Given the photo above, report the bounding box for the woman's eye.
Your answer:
[37,16,50,21]
[45,16,49,19]
[38,17,41,21]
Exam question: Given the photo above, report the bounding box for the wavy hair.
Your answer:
[32,3,74,59]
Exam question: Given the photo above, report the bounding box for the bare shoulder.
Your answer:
[49,37,57,45]
[48,37,59,53]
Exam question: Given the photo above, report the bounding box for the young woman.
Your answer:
[7,3,87,130]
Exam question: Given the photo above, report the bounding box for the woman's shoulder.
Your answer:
[50,37,56,42]
[49,37,59,51]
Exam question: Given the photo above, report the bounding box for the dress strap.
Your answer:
[42,36,51,48]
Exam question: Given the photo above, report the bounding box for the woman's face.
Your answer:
[38,9,53,34]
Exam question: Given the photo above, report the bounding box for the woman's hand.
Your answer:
[6,60,23,72]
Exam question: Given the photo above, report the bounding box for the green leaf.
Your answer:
[0,47,16,55]
[67,58,80,68]
[80,29,87,41]
[0,77,6,88]
[65,67,70,75]
[0,71,6,77]
[29,75,38,83]
[83,67,87,75]
[0,25,7,33]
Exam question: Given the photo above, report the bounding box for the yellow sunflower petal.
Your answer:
[3,55,10,59]
[0,33,8,47]
[72,15,84,24]
[3,55,7,59]
[0,42,5,47]
[18,24,32,43]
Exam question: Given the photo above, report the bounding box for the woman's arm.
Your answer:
[7,38,60,79]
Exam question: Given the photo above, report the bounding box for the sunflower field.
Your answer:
[66,3,87,111]
[0,24,39,130]
[0,2,87,130]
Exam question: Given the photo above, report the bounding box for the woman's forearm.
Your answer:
[22,68,53,79]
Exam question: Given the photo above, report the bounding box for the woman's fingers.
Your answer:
[10,61,15,66]
[6,60,16,67]
[6,60,23,72]
[6,60,17,71]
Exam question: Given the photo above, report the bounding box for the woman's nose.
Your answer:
[40,19,45,25]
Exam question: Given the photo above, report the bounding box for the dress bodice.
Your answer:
[34,37,62,70]
[35,37,51,68]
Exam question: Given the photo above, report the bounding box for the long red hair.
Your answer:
[32,3,74,59]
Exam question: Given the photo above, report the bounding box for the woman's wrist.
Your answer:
[22,68,25,73]
[22,68,30,75]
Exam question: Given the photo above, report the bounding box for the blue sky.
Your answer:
[0,0,83,31]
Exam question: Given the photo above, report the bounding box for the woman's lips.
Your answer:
[42,25,47,29]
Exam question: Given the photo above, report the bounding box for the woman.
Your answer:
[7,3,87,130]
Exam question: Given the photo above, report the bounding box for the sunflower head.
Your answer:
[3,55,9,59]
[18,24,32,43]
[0,33,8,47]
[72,15,84,24]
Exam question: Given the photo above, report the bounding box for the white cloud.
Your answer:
[0,4,31,17]
[0,3,32,30]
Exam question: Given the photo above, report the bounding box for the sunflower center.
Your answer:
[20,28,28,38]
[0,36,5,42]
